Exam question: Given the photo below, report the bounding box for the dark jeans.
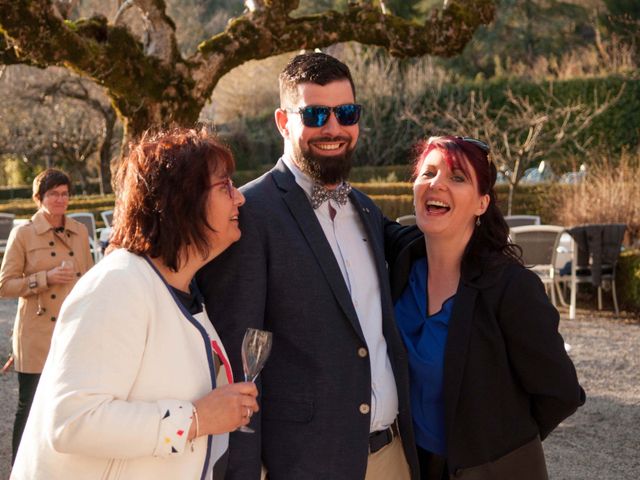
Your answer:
[12,372,41,464]
[417,445,449,480]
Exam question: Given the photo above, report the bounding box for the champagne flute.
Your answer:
[238,328,272,433]
[61,260,73,271]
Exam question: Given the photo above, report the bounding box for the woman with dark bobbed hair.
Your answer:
[0,168,93,464]
[389,136,585,480]
[12,128,258,479]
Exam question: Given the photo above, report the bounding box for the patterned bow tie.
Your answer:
[310,181,352,209]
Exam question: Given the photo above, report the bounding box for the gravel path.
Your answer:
[0,299,638,479]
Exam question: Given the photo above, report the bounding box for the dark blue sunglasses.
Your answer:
[285,103,362,127]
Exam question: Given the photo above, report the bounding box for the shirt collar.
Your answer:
[30,210,81,236]
[281,155,351,208]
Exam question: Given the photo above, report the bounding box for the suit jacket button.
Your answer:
[359,403,370,415]
[50,316,56,322]
[358,347,368,358]
[51,252,56,257]
[69,251,74,256]
[51,294,56,299]
[49,241,54,246]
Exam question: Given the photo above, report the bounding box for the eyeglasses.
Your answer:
[44,191,70,200]
[285,103,362,127]
[210,177,235,198]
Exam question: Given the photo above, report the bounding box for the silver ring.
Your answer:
[247,408,252,419]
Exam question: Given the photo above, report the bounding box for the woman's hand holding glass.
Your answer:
[188,382,259,439]
[46,260,76,285]
[238,328,273,433]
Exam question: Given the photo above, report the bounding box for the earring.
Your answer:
[476,216,481,227]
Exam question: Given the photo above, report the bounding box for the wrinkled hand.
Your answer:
[46,264,75,285]
[191,382,259,437]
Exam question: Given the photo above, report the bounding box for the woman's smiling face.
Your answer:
[413,148,489,240]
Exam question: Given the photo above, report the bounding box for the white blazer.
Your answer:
[12,249,232,480]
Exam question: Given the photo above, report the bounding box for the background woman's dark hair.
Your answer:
[32,169,71,203]
[109,127,235,271]
[413,136,522,265]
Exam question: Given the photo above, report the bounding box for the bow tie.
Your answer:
[310,181,352,209]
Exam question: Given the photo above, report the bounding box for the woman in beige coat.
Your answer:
[0,168,93,463]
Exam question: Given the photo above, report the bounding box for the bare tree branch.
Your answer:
[1,0,495,141]
[191,0,495,101]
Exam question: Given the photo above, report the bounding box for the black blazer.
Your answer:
[388,232,586,477]
[197,160,419,480]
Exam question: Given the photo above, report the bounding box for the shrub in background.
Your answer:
[0,195,115,228]
[553,150,640,246]
[617,249,640,312]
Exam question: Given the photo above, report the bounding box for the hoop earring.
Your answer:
[476,216,481,227]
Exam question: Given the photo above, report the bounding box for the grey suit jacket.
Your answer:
[196,159,419,480]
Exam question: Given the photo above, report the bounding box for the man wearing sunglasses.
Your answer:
[197,52,418,480]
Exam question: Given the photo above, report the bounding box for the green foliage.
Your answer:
[0,155,34,188]
[603,0,640,18]
[218,75,639,169]
[480,76,640,160]
[617,249,640,311]
[439,0,597,78]
[369,194,414,220]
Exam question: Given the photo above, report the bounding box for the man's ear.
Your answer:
[275,108,289,139]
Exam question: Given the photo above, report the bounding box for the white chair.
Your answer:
[101,209,114,228]
[396,214,416,226]
[68,212,101,262]
[0,213,16,255]
[510,225,565,306]
[557,224,626,319]
[504,215,541,228]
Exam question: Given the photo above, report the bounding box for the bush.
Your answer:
[214,75,640,169]
[617,249,640,312]
[551,151,640,245]
[0,195,115,228]
[369,195,414,221]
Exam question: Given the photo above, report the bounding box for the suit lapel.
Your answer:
[442,255,487,447]
[443,282,477,446]
[271,161,365,341]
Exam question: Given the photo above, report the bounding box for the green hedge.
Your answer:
[221,76,639,169]
[0,195,115,228]
[617,249,640,312]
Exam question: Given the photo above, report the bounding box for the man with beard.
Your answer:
[196,52,419,480]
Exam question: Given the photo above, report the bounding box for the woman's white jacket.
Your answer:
[11,249,231,480]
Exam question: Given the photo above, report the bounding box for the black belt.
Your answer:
[369,419,399,454]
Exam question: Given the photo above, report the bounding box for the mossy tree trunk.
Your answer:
[1,0,496,144]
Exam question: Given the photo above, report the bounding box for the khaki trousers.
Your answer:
[365,435,411,480]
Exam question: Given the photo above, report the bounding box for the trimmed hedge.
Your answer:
[617,249,640,312]
[221,76,639,169]
[0,195,115,228]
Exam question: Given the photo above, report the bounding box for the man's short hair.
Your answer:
[279,52,356,106]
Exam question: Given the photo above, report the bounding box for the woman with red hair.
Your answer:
[389,136,585,480]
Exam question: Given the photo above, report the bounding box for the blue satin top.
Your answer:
[394,258,454,456]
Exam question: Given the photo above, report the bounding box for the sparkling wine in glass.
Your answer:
[238,328,272,433]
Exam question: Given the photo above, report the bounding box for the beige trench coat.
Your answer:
[0,210,93,373]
